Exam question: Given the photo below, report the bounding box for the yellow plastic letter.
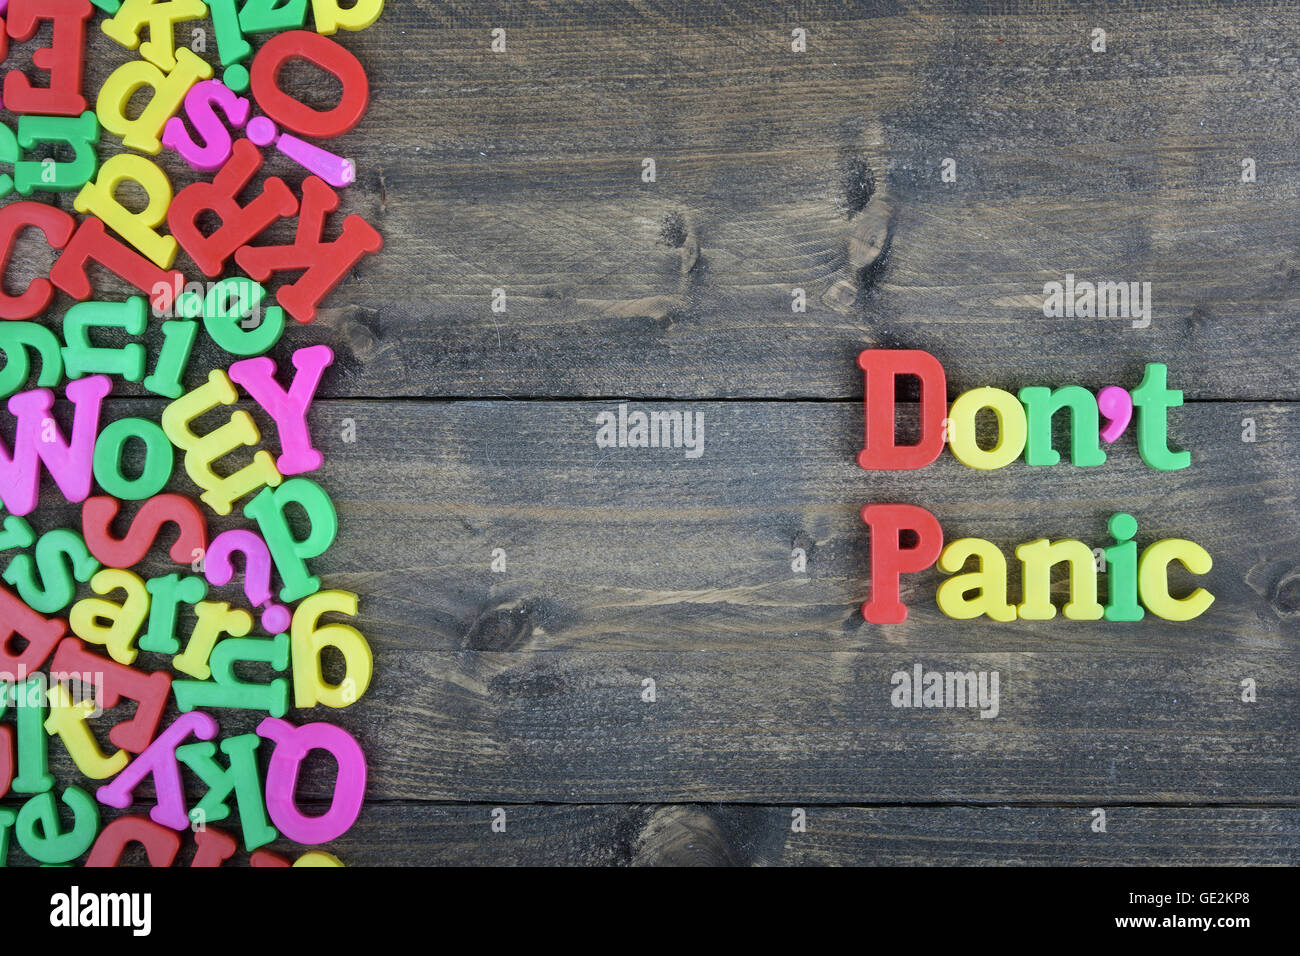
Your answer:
[44,683,129,780]
[1015,538,1103,621]
[161,368,283,516]
[97,48,213,154]
[69,569,151,665]
[173,601,253,680]
[102,0,211,71]
[947,387,1027,470]
[1138,539,1215,621]
[294,851,345,866]
[936,538,1016,621]
[290,589,373,709]
[310,0,384,35]
[74,154,178,268]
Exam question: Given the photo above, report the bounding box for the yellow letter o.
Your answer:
[947,387,1027,470]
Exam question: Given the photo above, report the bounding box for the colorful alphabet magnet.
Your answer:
[0,0,387,867]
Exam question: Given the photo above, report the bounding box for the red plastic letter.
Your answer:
[0,202,75,320]
[50,217,184,310]
[3,0,93,117]
[249,30,369,138]
[857,349,947,471]
[250,849,291,867]
[191,825,238,867]
[0,581,65,673]
[235,176,381,323]
[51,638,171,754]
[81,494,209,569]
[861,503,944,625]
[86,815,182,867]
[169,138,297,278]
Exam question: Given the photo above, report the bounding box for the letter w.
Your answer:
[0,375,111,516]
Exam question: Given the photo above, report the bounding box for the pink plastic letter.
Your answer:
[162,79,251,172]
[96,711,217,830]
[0,375,111,516]
[228,345,333,475]
[258,716,365,844]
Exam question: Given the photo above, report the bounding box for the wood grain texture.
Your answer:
[5,0,1300,866]
[258,398,1300,656]
[8,1,1300,399]
[11,802,1296,866]
[329,646,1297,804]
[21,397,1300,657]
[330,804,1300,866]
[26,642,1300,805]
[12,398,1298,809]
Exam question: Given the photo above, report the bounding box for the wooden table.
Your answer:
[17,0,1300,865]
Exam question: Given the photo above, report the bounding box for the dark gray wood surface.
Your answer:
[331,804,1300,866]
[17,397,1300,863]
[3,0,1299,865]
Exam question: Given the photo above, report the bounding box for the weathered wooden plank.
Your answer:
[9,3,1300,400]
[7,802,1295,866]
[316,0,1300,399]
[5,1,1299,857]
[328,803,1300,866]
[330,646,1299,803]
[270,398,1300,654]
[10,397,1296,804]
[22,641,1295,804]
[23,397,1300,656]
[9,396,1296,805]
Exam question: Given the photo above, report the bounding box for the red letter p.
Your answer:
[861,503,943,624]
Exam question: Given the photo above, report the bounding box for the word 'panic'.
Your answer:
[862,506,1213,625]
